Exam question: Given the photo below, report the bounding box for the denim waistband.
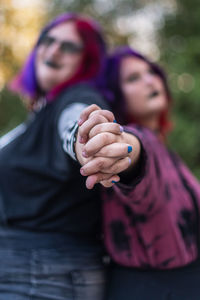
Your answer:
[0,226,103,251]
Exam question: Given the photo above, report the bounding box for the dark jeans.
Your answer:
[106,262,200,300]
[0,227,108,300]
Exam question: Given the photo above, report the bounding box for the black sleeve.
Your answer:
[56,84,110,161]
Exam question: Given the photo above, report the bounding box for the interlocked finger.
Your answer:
[89,123,123,139]
[83,132,118,157]
[78,114,108,144]
[94,142,132,158]
[78,104,101,126]
[85,173,120,189]
[88,109,115,123]
[100,176,120,188]
[80,156,117,176]
[101,157,132,175]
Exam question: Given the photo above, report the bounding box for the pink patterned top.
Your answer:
[103,125,200,269]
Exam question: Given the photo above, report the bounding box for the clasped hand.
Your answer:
[75,105,140,189]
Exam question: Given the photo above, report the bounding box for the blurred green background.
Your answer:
[0,0,199,178]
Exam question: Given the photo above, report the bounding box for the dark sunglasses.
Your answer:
[39,35,84,54]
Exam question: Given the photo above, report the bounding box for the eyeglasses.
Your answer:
[39,35,84,54]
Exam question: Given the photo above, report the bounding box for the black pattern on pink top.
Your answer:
[103,125,200,269]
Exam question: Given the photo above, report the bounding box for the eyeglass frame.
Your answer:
[38,34,84,54]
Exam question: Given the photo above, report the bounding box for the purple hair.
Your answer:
[104,46,172,135]
[10,13,107,103]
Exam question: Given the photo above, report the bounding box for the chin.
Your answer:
[151,101,168,113]
[39,80,57,92]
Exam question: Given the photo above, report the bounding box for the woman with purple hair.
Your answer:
[0,13,133,300]
[78,46,200,299]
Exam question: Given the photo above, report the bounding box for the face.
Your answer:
[120,56,168,121]
[35,21,84,92]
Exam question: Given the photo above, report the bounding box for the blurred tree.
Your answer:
[0,0,46,132]
[43,0,142,48]
[159,0,200,178]
[44,0,173,49]
[0,88,27,135]
[0,0,167,133]
[0,0,46,86]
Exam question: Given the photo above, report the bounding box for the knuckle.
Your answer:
[96,158,105,169]
[102,110,114,122]
[101,147,112,157]
[102,181,112,188]
[90,124,102,137]
[110,165,118,174]
[102,132,110,144]
[95,172,104,183]
[96,123,103,132]
[90,109,101,117]
[78,126,85,136]
[99,173,110,181]
[108,111,115,120]
[80,107,90,118]
[84,142,94,154]
[113,123,119,130]
[83,145,89,153]
[91,104,100,110]
[117,124,122,132]
[89,105,100,116]
[90,114,101,123]
[88,129,95,139]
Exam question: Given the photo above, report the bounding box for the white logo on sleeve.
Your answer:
[0,123,27,149]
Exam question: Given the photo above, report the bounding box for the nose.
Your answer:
[143,73,154,85]
[46,41,60,57]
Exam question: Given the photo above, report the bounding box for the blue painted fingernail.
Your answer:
[112,180,117,183]
[120,126,124,132]
[128,146,132,153]
[113,120,117,123]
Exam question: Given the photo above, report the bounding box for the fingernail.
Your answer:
[128,158,132,165]
[82,151,88,158]
[78,119,83,125]
[113,120,117,123]
[128,146,132,153]
[112,180,117,183]
[79,135,86,143]
[80,168,85,175]
[120,126,124,132]
[79,136,84,143]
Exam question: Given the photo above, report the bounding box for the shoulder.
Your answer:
[56,83,109,110]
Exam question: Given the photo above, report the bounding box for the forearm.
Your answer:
[58,103,88,161]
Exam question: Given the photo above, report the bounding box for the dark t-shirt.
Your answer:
[0,84,108,240]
